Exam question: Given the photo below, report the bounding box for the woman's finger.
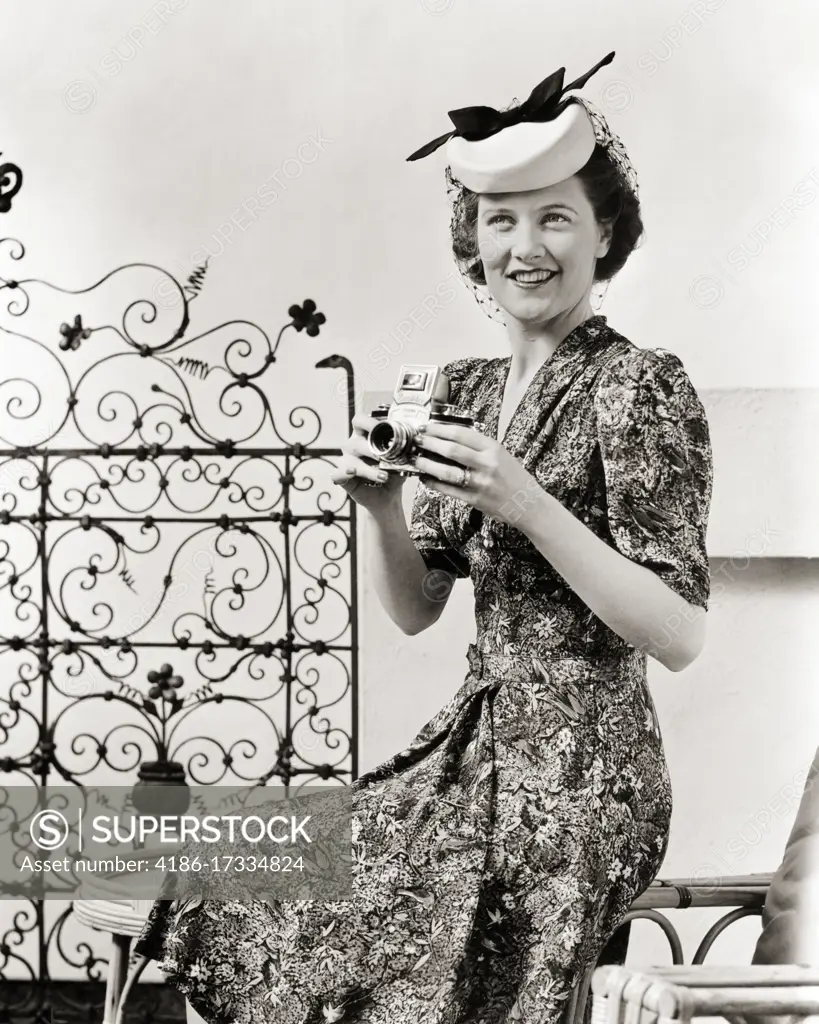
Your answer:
[414,455,474,487]
[331,455,388,486]
[421,421,489,450]
[351,413,380,435]
[329,460,355,485]
[418,474,465,499]
[416,433,482,467]
[346,433,380,460]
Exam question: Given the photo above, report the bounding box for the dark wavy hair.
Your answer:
[449,142,643,286]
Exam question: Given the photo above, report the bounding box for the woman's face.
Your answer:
[476,175,612,324]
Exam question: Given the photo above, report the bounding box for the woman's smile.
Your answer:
[507,268,559,289]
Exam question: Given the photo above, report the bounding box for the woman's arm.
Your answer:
[365,497,454,636]
[515,488,706,671]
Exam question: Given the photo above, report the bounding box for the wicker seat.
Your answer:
[590,964,819,1024]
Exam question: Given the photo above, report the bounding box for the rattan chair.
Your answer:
[581,747,819,1024]
[565,873,773,1024]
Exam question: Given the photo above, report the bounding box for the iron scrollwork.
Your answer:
[0,152,23,214]
[0,237,359,1019]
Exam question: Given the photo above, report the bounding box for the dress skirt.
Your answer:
[135,642,673,1024]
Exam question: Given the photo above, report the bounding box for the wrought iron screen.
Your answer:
[0,234,358,1019]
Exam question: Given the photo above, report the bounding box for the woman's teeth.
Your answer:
[510,270,556,285]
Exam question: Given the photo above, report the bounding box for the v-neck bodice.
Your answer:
[491,315,609,447]
[409,314,714,661]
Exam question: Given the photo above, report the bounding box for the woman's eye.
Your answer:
[486,212,568,226]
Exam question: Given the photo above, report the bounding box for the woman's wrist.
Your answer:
[362,490,406,524]
[510,481,556,541]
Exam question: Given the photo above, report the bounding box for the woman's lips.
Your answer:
[508,269,558,289]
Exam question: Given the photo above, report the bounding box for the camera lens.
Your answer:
[369,420,416,462]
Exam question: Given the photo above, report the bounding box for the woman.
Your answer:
[135,53,712,1024]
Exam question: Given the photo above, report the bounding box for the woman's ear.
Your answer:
[596,220,614,259]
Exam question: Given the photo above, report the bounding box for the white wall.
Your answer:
[1,0,818,977]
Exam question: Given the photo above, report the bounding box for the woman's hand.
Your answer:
[414,421,541,525]
[330,413,407,513]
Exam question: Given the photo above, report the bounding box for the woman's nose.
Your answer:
[510,223,546,261]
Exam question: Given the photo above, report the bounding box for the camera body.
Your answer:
[368,364,477,475]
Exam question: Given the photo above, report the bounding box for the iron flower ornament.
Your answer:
[59,313,92,351]
[147,663,185,702]
[288,298,326,336]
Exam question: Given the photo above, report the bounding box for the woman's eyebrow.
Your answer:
[482,203,577,215]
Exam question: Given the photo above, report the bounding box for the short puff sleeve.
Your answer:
[595,347,712,609]
[407,357,479,580]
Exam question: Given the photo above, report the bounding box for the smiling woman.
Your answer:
[135,52,713,1024]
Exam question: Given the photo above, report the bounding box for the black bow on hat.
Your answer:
[406,51,615,162]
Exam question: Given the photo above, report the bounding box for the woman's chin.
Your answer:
[503,295,561,323]
[486,278,576,323]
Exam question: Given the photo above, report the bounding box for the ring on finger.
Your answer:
[457,466,471,488]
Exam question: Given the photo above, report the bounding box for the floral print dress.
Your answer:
[135,314,713,1024]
